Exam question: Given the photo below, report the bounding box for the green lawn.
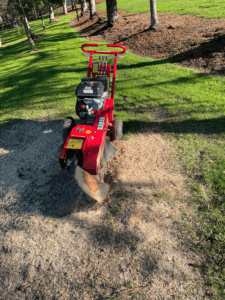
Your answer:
[97,0,225,19]
[0,2,225,299]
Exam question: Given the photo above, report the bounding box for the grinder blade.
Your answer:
[74,166,110,203]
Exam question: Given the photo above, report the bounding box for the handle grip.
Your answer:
[81,43,126,55]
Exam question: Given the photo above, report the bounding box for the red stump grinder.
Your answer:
[58,43,126,203]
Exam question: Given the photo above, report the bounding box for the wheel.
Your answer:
[113,118,123,140]
[62,116,75,143]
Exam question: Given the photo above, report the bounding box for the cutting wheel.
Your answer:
[74,166,110,203]
[73,136,117,203]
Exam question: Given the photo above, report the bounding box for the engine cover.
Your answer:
[75,81,104,99]
[75,91,108,124]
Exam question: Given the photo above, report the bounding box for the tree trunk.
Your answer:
[89,0,93,20]
[19,3,37,51]
[81,0,88,16]
[24,15,36,39]
[62,0,67,14]
[14,18,19,28]
[49,2,54,23]
[21,14,36,40]
[14,18,21,35]
[106,0,119,27]
[72,1,80,20]
[5,16,11,28]
[90,0,96,18]
[39,6,45,29]
[71,0,75,10]
[1,16,4,31]
[0,36,2,47]
[11,8,19,29]
[33,5,38,19]
[149,0,159,28]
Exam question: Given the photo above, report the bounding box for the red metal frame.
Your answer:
[81,43,126,99]
[58,43,126,175]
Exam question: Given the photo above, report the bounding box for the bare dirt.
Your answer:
[0,2,221,299]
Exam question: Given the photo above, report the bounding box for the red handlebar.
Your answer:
[81,43,126,55]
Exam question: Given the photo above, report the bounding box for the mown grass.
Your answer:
[97,0,225,19]
[0,2,225,299]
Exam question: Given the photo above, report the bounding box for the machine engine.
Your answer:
[75,76,110,124]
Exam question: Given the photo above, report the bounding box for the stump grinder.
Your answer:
[58,43,126,203]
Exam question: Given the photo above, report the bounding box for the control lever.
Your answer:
[105,56,107,72]
[102,56,105,75]
[98,56,101,73]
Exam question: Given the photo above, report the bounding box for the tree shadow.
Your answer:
[116,27,150,44]
[168,32,225,74]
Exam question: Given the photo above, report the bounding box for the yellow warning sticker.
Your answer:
[66,139,83,149]
[86,130,92,134]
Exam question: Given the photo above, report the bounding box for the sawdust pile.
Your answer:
[98,128,190,200]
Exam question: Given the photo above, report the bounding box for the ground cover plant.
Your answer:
[0,1,225,299]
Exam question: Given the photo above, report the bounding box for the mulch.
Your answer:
[57,0,225,78]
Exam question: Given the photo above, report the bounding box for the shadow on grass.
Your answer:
[122,114,225,136]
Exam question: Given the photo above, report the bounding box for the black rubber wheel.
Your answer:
[114,118,123,140]
[62,116,75,143]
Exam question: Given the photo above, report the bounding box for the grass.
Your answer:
[0,2,225,299]
[97,0,225,19]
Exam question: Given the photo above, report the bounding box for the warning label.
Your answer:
[97,117,105,130]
